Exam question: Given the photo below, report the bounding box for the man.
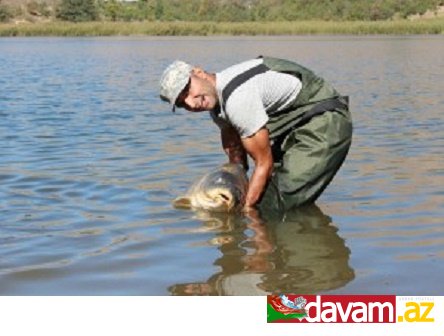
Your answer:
[159,56,352,212]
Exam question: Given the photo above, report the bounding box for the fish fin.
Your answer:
[173,196,192,209]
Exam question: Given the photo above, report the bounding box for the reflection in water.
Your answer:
[168,205,354,295]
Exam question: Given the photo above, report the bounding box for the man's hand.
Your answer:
[241,127,273,208]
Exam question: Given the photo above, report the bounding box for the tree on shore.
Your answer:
[154,0,164,20]
[0,0,12,22]
[56,0,99,22]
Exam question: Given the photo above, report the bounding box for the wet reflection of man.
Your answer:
[168,205,354,295]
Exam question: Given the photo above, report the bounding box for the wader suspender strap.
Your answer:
[221,63,269,113]
[219,60,348,132]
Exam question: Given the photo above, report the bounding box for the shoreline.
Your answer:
[1,19,443,37]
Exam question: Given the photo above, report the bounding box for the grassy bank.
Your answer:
[1,18,443,37]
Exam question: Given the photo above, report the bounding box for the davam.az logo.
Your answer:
[267,295,435,323]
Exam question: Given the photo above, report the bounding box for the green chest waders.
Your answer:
[221,57,353,212]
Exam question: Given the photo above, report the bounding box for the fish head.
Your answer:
[173,164,248,213]
[192,172,246,212]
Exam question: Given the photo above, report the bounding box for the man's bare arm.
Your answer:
[241,127,273,208]
[220,126,248,170]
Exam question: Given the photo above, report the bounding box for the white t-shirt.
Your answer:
[210,58,302,138]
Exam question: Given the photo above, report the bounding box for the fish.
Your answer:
[173,163,249,213]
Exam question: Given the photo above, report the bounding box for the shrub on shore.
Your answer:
[56,0,98,22]
[0,0,12,22]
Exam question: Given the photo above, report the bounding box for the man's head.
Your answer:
[159,60,218,112]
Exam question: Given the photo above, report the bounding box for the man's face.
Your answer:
[176,70,218,112]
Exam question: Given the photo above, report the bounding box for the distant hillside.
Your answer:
[1,0,443,23]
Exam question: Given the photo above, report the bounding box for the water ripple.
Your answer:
[1,36,443,295]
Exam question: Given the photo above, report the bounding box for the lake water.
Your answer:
[0,36,443,295]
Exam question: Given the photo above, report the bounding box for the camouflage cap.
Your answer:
[159,60,193,111]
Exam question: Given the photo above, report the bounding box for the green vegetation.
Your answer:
[56,0,98,22]
[96,0,442,22]
[102,0,152,21]
[0,0,443,35]
[1,18,443,36]
[0,0,443,22]
[0,0,12,22]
